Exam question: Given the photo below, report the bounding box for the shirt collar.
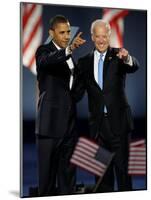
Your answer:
[52,40,61,50]
[94,49,107,61]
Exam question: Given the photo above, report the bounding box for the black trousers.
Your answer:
[36,113,77,196]
[95,115,132,192]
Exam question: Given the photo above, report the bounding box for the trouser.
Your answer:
[36,135,77,196]
[36,105,78,196]
[95,114,132,192]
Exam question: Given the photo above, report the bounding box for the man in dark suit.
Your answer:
[73,19,139,192]
[35,15,85,196]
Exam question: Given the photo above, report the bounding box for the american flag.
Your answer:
[22,3,43,74]
[103,8,128,48]
[128,139,146,175]
[70,137,114,177]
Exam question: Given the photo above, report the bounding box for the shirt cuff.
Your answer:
[124,55,133,66]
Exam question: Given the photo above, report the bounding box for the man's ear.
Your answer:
[49,29,54,38]
[91,34,94,42]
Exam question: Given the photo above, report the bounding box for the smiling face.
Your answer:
[49,22,71,48]
[91,23,110,53]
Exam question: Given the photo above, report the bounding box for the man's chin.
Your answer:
[60,44,68,48]
[97,47,107,53]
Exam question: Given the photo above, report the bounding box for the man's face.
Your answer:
[91,24,110,53]
[49,22,71,48]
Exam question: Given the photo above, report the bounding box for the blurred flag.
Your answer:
[70,137,114,177]
[128,139,146,175]
[22,3,43,74]
[103,8,128,48]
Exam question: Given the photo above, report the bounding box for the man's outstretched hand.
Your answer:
[70,32,86,50]
[116,48,130,62]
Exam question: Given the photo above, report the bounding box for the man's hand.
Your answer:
[116,48,130,62]
[70,32,86,50]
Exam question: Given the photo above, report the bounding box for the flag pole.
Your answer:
[93,153,115,192]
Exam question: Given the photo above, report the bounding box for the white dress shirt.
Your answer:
[52,41,74,89]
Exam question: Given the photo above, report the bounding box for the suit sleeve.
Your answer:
[120,56,140,74]
[35,45,70,70]
[71,59,86,102]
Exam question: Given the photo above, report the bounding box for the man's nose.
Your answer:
[99,36,104,42]
[65,33,70,40]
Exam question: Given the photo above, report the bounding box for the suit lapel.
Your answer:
[103,47,113,86]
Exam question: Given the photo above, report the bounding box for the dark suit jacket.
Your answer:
[72,47,139,138]
[35,41,76,138]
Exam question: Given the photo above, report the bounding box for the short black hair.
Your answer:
[49,15,69,30]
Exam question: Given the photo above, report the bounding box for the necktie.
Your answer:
[98,54,107,113]
[98,54,103,89]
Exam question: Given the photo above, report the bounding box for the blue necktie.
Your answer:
[98,54,107,113]
[98,54,103,89]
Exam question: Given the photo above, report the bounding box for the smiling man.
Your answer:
[73,19,139,192]
[35,15,85,196]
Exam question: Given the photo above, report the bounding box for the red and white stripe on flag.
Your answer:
[22,3,43,74]
[70,137,111,177]
[70,137,107,177]
[102,9,128,48]
[128,139,146,175]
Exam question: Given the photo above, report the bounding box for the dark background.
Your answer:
[22,3,147,197]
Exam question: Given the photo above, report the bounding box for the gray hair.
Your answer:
[90,19,111,36]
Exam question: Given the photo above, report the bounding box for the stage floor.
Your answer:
[21,143,147,197]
